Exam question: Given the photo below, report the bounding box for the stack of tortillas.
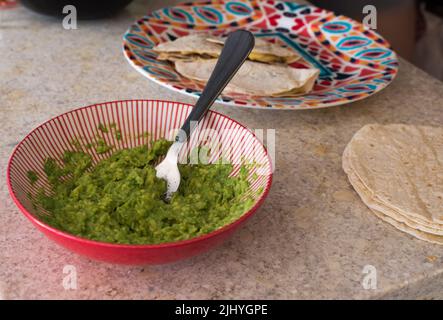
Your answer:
[343,124,443,245]
[153,33,319,97]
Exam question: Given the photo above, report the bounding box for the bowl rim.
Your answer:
[7,99,273,249]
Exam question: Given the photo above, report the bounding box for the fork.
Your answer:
[155,29,255,202]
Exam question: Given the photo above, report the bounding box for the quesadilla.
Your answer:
[154,33,222,61]
[153,33,300,64]
[174,59,319,96]
[206,36,300,64]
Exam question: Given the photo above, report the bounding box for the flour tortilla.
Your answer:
[370,209,443,245]
[157,52,217,62]
[175,59,319,96]
[345,124,443,225]
[343,142,443,232]
[207,36,300,63]
[153,33,300,64]
[344,152,443,236]
[153,34,222,60]
[342,123,443,244]
[346,169,443,245]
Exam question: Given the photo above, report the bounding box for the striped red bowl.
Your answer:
[7,100,273,265]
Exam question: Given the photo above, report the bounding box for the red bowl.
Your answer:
[7,100,273,264]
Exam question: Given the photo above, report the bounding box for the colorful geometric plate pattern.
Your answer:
[123,0,399,109]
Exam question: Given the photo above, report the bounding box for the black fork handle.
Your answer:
[176,30,255,142]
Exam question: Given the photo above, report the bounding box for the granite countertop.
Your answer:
[1,0,443,300]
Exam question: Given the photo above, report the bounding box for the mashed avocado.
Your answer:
[31,139,255,244]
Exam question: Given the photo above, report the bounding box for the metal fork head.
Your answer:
[155,141,184,202]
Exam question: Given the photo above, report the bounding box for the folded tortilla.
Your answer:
[207,36,300,64]
[174,59,319,96]
[153,33,300,64]
[153,34,222,60]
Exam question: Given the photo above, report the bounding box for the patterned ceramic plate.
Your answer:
[123,0,398,109]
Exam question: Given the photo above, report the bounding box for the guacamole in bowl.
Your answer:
[7,100,272,264]
[29,139,257,245]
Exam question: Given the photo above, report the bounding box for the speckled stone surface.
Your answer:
[1,0,443,300]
